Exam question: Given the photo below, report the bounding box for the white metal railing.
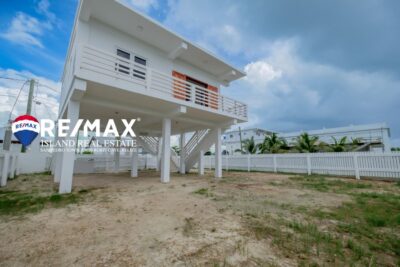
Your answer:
[204,152,400,179]
[78,45,247,119]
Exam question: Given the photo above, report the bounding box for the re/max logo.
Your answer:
[40,119,136,138]
[15,123,38,129]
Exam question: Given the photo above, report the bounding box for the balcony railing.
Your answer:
[77,45,247,119]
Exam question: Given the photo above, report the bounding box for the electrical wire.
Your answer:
[0,76,27,82]
[8,80,29,121]
[37,83,60,93]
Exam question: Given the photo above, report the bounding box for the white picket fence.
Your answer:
[204,152,400,179]
[74,154,159,173]
[1,152,399,187]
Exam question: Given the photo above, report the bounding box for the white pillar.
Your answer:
[131,146,138,177]
[14,155,19,176]
[353,154,360,180]
[198,149,204,176]
[156,137,162,171]
[214,127,222,178]
[382,130,391,152]
[161,118,171,183]
[179,132,186,174]
[51,131,59,176]
[306,154,311,175]
[9,155,16,179]
[59,100,80,194]
[1,152,10,187]
[114,136,120,173]
[54,141,63,183]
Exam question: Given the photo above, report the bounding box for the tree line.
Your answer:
[236,133,364,154]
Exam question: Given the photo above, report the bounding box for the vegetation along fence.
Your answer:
[204,152,400,179]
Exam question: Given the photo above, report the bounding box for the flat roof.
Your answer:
[279,123,390,138]
[78,0,246,84]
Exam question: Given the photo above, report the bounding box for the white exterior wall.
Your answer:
[86,18,220,89]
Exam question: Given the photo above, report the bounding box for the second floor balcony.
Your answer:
[63,45,247,121]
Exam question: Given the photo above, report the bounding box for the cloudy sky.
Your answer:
[1,0,399,146]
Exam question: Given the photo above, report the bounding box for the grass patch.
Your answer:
[193,188,213,197]
[209,172,400,266]
[289,175,373,193]
[0,189,92,216]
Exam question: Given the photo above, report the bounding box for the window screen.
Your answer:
[134,56,146,66]
[117,49,130,60]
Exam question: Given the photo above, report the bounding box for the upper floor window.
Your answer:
[116,48,146,80]
[117,49,130,60]
[134,56,146,66]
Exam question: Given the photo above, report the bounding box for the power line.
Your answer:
[0,76,28,82]
[37,83,60,93]
[9,80,29,120]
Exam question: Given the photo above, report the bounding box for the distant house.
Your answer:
[54,0,247,193]
[223,123,391,154]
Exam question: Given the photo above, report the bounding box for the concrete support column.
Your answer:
[156,137,162,171]
[198,149,204,176]
[54,140,63,183]
[161,118,171,183]
[131,145,138,177]
[215,127,222,178]
[114,136,121,173]
[59,100,80,194]
[1,152,10,187]
[382,130,391,152]
[9,155,16,179]
[179,132,186,174]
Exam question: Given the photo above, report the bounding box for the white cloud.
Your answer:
[36,0,57,24]
[0,68,60,126]
[1,0,58,49]
[244,61,282,88]
[0,12,47,48]
[119,0,159,12]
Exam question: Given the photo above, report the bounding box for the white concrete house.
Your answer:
[54,0,247,193]
[280,123,391,152]
[223,123,391,154]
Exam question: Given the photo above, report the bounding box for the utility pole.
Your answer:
[26,79,35,116]
[21,79,35,153]
[239,126,243,154]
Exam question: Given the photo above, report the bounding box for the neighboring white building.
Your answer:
[222,128,274,154]
[54,0,247,193]
[280,123,391,152]
[223,123,392,153]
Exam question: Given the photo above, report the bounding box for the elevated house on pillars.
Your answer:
[54,0,247,193]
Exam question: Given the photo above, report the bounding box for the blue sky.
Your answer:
[1,0,400,146]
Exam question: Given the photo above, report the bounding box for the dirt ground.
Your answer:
[0,171,399,266]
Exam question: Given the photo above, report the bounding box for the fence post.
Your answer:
[353,154,360,180]
[226,155,229,171]
[307,154,311,175]
[247,154,250,172]
[1,153,10,187]
[9,155,16,179]
[273,155,277,173]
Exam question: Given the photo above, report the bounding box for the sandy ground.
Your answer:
[0,171,364,266]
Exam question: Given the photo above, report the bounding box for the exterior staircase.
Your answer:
[184,129,217,173]
[137,136,179,171]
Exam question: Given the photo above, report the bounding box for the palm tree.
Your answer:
[295,133,319,153]
[171,145,180,155]
[259,133,285,154]
[330,136,347,152]
[236,136,258,154]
